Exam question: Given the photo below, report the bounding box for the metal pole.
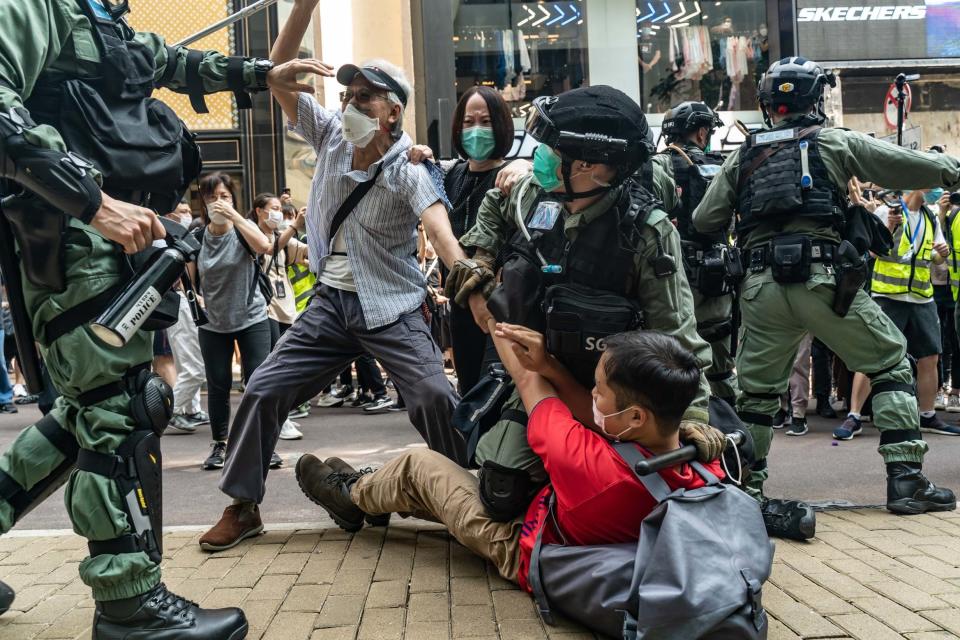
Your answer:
[173,0,281,48]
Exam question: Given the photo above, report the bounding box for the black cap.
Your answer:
[337,64,408,107]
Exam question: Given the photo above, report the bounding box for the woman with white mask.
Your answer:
[192,173,277,471]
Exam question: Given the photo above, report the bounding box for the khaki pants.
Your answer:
[352,449,523,582]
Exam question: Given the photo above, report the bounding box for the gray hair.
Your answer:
[362,58,412,139]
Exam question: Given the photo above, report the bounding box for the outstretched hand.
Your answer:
[267,58,334,94]
[493,323,554,374]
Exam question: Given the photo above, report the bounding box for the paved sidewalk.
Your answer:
[2,509,960,639]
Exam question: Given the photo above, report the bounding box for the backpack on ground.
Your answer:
[528,444,774,639]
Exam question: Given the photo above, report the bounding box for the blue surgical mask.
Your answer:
[925,188,945,205]
[532,144,562,192]
[461,126,496,161]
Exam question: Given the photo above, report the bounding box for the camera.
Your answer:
[949,192,960,206]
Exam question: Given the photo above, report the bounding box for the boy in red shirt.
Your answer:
[295,327,725,592]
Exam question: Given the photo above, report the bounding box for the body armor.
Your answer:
[736,126,844,239]
[488,179,656,386]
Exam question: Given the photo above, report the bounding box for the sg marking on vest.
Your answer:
[585,337,608,352]
[529,201,563,231]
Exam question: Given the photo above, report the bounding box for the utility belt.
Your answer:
[747,235,837,284]
[681,240,745,297]
[747,235,866,317]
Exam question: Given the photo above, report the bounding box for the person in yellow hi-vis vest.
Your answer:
[281,203,318,314]
[869,189,959,435]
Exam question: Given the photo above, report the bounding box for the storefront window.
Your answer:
[452,1,590,116]
[637,0,769,113]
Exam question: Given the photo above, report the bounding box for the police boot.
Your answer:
[886,462,957,515]
[0,580,14,615]
[92,583,247,640]
[760,498,816,540]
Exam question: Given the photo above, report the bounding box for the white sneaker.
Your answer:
[948,395,960,413]
[279,419,303,440]
[12,384,25,398]
[936,392,947,411]
[315,392,344,408]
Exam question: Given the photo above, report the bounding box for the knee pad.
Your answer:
[129,371,174,435]
[478,461,534,522]
[77,429,163,564]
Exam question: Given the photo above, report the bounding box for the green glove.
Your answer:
[678,421,726,463]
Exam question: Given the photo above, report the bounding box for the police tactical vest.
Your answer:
[488,180,653,386]
[873,207,937,299]
[668,146,725,245]
[736,126,844,239]
[25,0,200,216]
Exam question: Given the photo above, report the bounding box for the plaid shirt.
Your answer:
[292,94,447,329]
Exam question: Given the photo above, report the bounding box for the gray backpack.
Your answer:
[528,442,774,639]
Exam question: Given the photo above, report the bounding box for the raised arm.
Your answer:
[267,0,333,126]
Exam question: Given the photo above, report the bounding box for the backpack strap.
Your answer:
[612,442,672,503]
[689,460,721,486]
[528,492,557,625]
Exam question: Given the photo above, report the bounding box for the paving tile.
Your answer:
[498,619,548,639]
[492,590,538,621]
[250,573,298,601]
[408,592,450,623]
[829,613,905,640]
[357,607,404,640]
[365,580,407,609]
[312,627,359,640]
[850,596,941,633]
[762,584,844,638]
[923,609,960,636]
[315,595,365,628]
[451,577,492,607]
[450,605,496,638]
[262,611,317,640]
[281,584,331,613]
[403,621,451,640]
[866,581,952,611]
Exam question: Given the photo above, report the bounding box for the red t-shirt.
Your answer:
[516,397,725,593]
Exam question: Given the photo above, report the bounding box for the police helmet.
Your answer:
[661,101,723,144]
[526,86,654,179]
[757,57,836,125]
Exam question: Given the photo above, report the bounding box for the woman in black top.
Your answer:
[442,87,517,394]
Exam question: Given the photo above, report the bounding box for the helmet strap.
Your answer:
[560,155,613,202]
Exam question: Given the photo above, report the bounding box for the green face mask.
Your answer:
[461,126,496,161]
[533,144,562,192]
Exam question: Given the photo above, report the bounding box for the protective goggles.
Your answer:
[525,96,631,165]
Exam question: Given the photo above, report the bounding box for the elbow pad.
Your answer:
[0,109,101,223]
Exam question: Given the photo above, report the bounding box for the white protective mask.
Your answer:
[342,104,381,148]
[266,210,283,229]
[179,214,193,227]
[592,397,635,441]
[209,211,228,225]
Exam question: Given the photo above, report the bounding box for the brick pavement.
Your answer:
[2,509,960,639]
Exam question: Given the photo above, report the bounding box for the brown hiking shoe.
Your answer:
[199,504,264,552]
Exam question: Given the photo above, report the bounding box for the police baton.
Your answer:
[632,431,745,476]
[174,0,282,48]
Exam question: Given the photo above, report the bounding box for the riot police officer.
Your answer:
[652,102,739,406]
[444,86,723,522]
[0,0,318,637]
[694,57,960,541]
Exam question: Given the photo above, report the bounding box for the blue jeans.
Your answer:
[0,328,12,405]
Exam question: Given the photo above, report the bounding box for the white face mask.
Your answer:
[592,397,635,441]
[209,211,228,225]
[179,214,192,227]
[759,25,768,36]
[342,103,382,148]
[266,210,283,229]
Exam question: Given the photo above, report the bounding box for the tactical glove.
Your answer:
[444,253,496,306]
[678,421,726,463]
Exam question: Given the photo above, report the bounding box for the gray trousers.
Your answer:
[220,285,466,504]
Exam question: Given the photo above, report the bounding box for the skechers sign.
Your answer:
[797,5,926,20]
[796,0,960,64]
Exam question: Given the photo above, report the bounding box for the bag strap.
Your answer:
[528,492,557,625]
[185,50,209,114]
[689,460,721,486]
[613,442,673,503]
[329,164,383,242]
[234,227,267,300]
